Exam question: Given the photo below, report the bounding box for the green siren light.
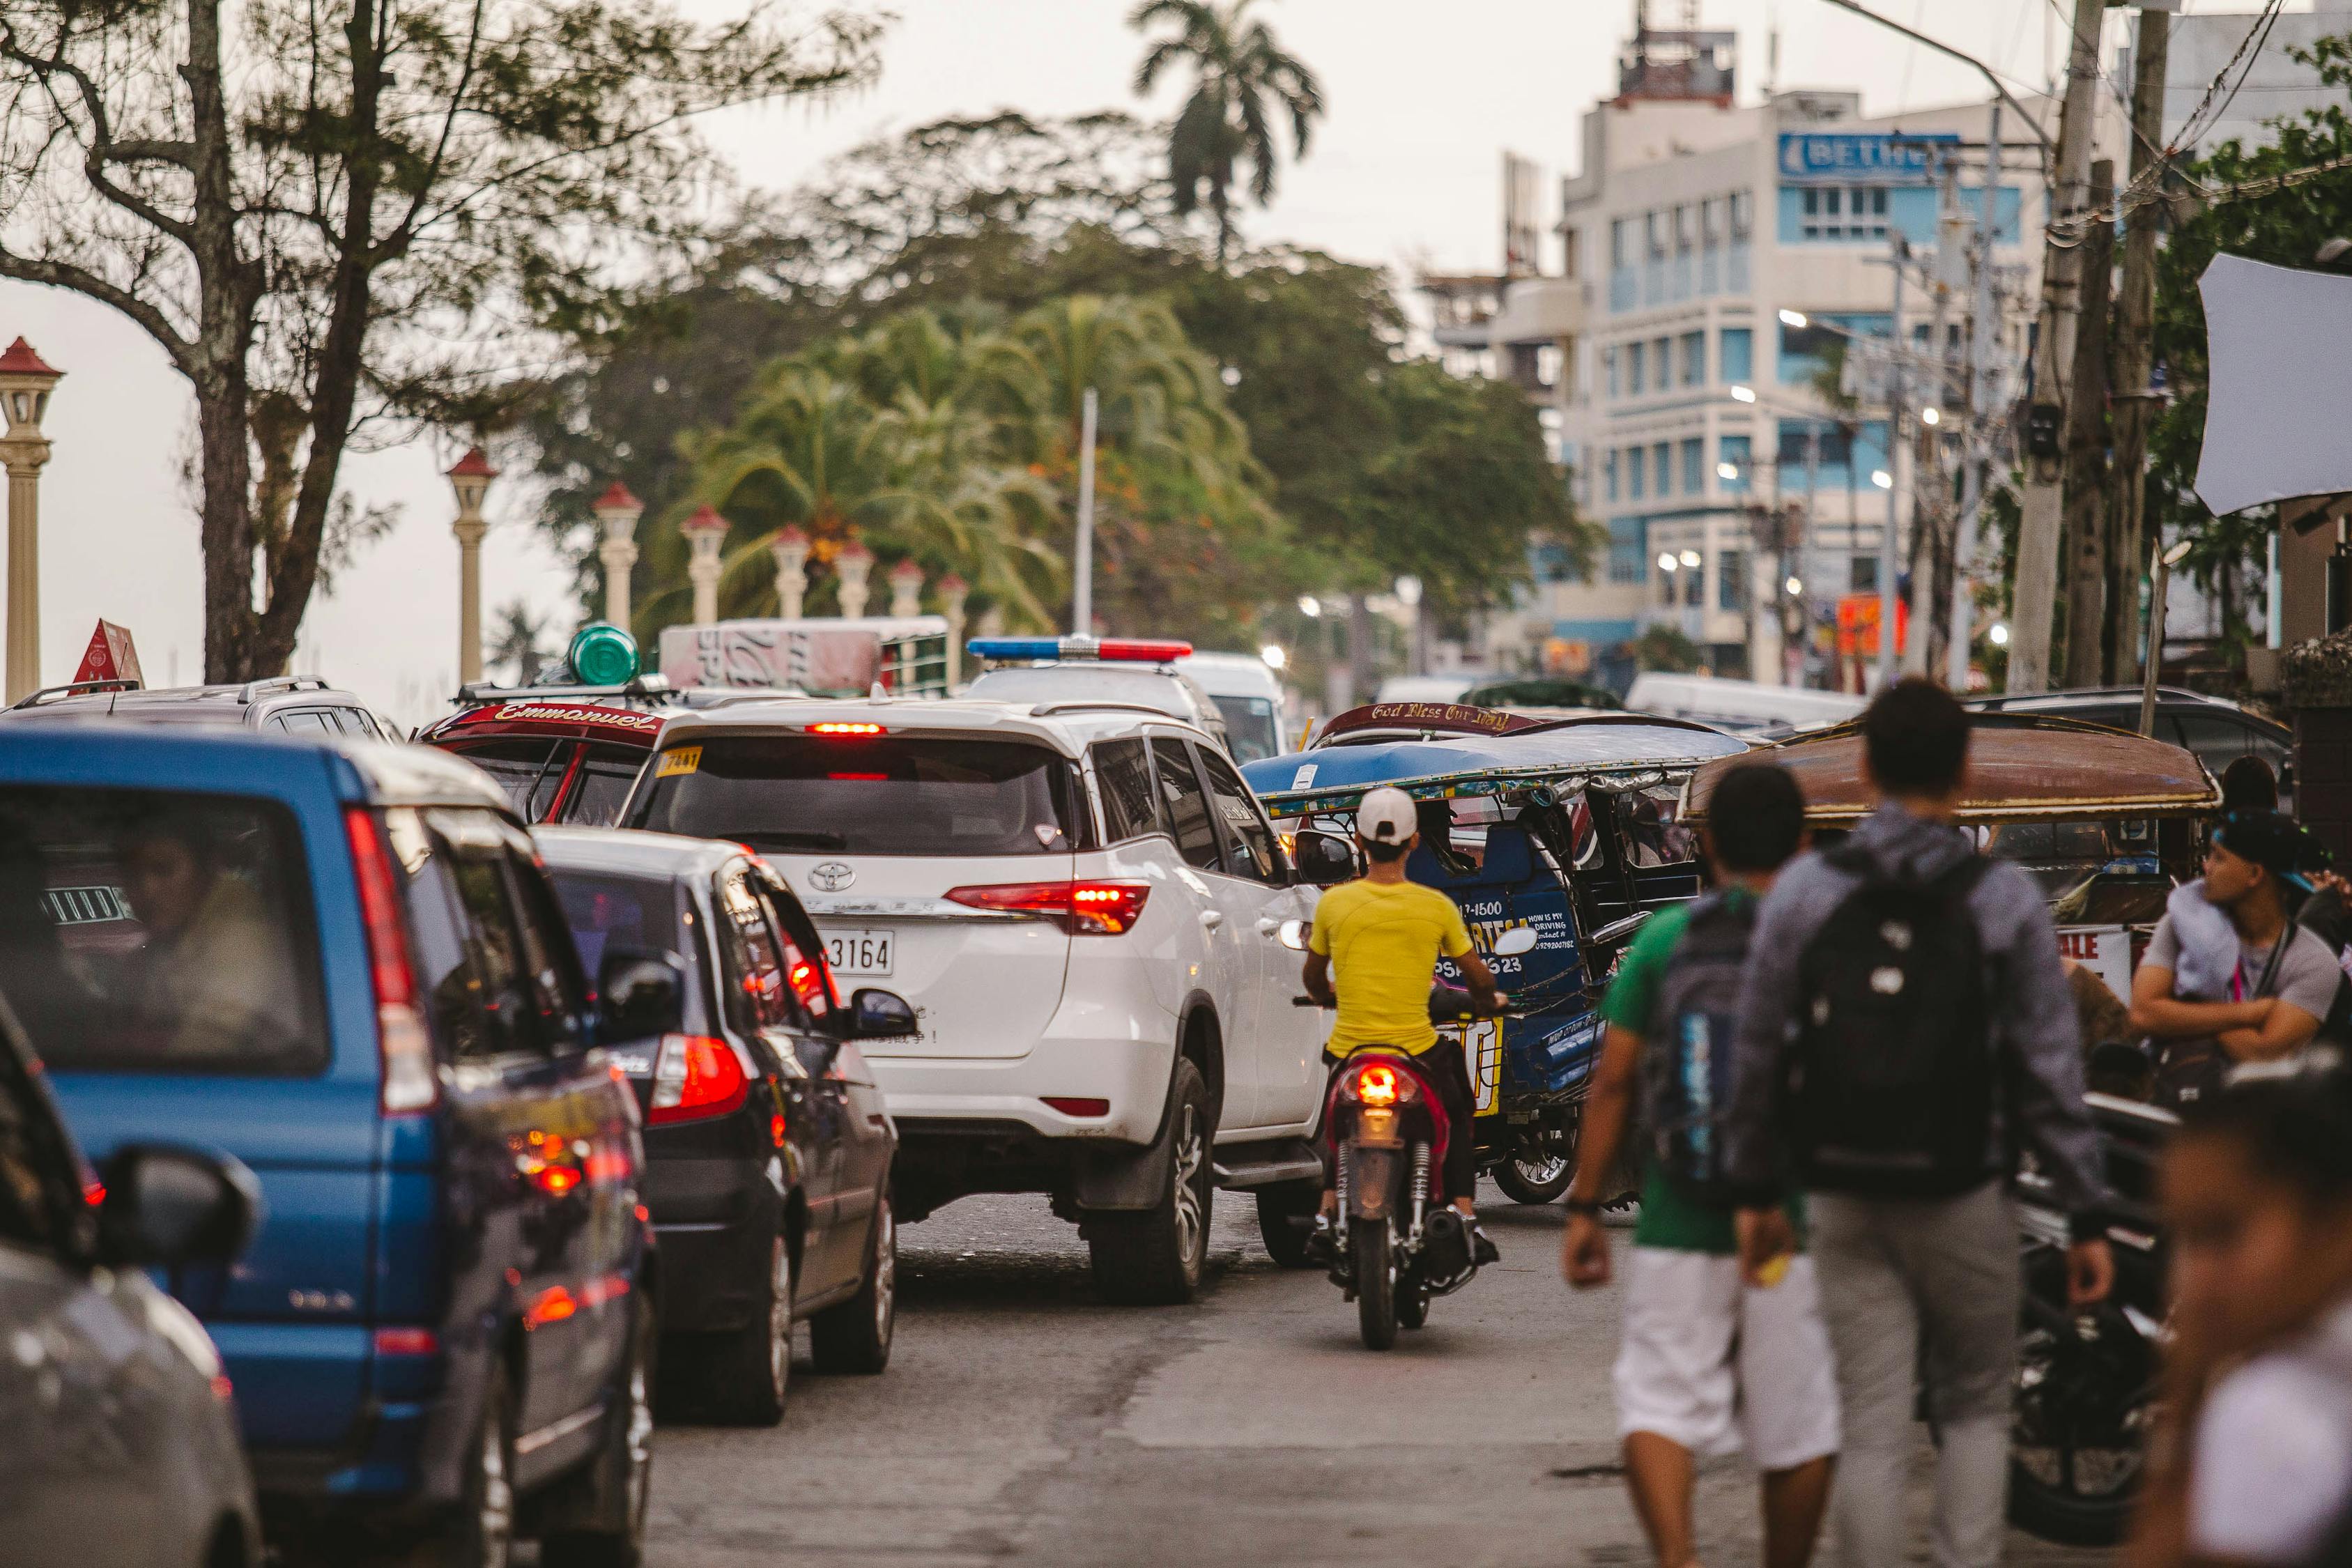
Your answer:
[567,622,640,686]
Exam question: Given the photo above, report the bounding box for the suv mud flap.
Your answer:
[1073,1119,1176,1212]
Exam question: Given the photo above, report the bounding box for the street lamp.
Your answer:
[591,481,643,631]
[1297,594,1321,618]
[1718,461,1742,482]
[0,338,61,703]
[446,447,498,686]
[1988,623,2010,646]
[1657,552,1679,573]
[1730,384,1759,404]
[1778,309,1809,329]
[1920,406,1942,426]
[888,557,925,618]
[769,524,810,620]
[1871,470,1894,491]
[836,541,875,619]
[1261,644,1287,671]
[1678,549,1702,569]
[678,504,730,627]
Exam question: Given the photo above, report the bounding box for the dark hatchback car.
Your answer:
[535,828,905,1424]
[1966,686,2291,793]
[0,1002,265,1568]
[2,675,399,740]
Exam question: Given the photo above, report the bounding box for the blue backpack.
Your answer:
[1642,891,1755,1204]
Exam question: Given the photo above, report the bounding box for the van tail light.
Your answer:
[944,880,1151,935]
[647,1034,749,1124]
[345,808,438,1116]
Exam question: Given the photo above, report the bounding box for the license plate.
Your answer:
[824,928,894,977]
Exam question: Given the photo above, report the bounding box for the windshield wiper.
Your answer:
[739,829,848,850]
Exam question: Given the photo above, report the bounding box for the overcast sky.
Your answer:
[0,0,2274,727]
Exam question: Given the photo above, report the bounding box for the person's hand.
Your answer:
[1562,1209,1611,1289]
[2068,1237,2115,1309]
[1736,1206,1796,1288]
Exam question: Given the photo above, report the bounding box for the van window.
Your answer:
[1149,740,1222,871]
[1092,739,1162,842]
[630,735,1084,857]
[0,786,328,1075]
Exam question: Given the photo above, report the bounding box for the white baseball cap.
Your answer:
[1355,786,1418,845]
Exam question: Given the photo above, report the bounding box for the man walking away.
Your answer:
[1565,761,1838,1568]
[1726,678,2113,1568]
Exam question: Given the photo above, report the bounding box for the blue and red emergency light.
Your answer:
[967,636,1194,663]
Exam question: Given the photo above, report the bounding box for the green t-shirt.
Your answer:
[1598,891,1801,1255]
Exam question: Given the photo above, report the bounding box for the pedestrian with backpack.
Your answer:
[1564,761,1838,1568]
[1725,678,2114,1568]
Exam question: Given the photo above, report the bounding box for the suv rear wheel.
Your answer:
[810,1194,896,1374]
[1088,1057,1214,1305]
[689,1233,792,1424]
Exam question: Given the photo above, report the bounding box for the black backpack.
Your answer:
[1787,844,1997,1198]
[1644,890,1757,1205]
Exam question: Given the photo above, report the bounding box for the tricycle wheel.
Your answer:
[1492,1146,1574,1205]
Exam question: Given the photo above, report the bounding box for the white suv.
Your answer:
[619,695,1330,1301]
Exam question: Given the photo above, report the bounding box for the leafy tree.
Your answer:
[1128,0,1324,262]
[1627,624,1705,675]
[0,0,877,679]
[487,599,551,686]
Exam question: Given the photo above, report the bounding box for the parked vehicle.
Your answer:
[617,686,1330,1303]
[1372,675,1476,705]
[0,1001,265,1568]
[0,727,656,1566]
[1458,676,1622,712]
[1623,672,1863,735]
[1301,939,1535,1350]
[535,828,905,1423]
[1243,704,1752,1207]
[963,636,1233,755]
[1965,685,2290,798]
[1176,651,1291,762]
[1,674,398,739]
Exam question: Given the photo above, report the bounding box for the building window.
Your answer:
[1719,433,1753,493]
[1604,448,1620,502]
[1604,346,1620,399]
[1654,337,1672,385]
[1680,438,1704,495]
[1720,326,1753,385]
[1628,340,1646,395]
[1628,446,1646,500]
[1612,218,1632,270]
[1608,518,1645,583]
[1719,548,1747,611]
[1653,443,1673,498]
[1680,331,1705,387]
[1730,190,1753,238]
[1779,313,1890,386]
[1645,210,1667,260]
[1799,185,1889,242]
[1536,344,1563,390]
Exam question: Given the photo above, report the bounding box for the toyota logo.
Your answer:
[809,861,856,891]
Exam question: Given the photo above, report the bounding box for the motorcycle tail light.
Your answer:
[946,880,1151,935]
[1343,1059,1420,1107]
[647,1034,750,1124]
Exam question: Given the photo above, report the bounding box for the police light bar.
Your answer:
[967,636,1194,663]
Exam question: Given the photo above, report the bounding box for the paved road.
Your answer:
[644,1184,2113,1567]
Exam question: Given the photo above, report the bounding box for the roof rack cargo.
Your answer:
[236,676,332,705]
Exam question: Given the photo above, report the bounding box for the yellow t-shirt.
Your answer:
[1309,877,1475,1055]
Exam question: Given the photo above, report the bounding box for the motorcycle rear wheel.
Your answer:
[1354,1224,1398,1351]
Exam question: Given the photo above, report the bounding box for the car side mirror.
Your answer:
[96,1144,260,1270]
[598,948,686,1042]
[1292,829,1356,886]
[847,987,919,1040]
[1492,925,1538,957]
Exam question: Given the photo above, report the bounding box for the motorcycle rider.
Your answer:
[1301,785,1505,1265]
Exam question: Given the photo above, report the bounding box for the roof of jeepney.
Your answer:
[1683,712,2222,825]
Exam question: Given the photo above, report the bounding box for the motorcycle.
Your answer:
[2008,1090,2175,1547]
[1291,924,1537,1351]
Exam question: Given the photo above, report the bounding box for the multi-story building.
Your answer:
[1441,20,2111,691]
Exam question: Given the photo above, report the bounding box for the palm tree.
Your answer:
[1130,0,1325,263]
[487,600,551,685]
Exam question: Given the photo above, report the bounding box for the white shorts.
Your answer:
[1612,1245,1842,1471]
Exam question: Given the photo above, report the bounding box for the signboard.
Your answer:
[2057,923,2133,999]
[1835,593,1909,658]
[71,620,143,686]
[657,615,948,697]
[1777,132,1958,185]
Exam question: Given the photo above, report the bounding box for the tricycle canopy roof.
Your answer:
[1240,711,1750,820]
[1683,713,2222,826]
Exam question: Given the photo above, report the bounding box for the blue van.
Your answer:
[0,726,657,1566]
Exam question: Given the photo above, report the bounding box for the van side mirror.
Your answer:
[1492,925,1538,957]
[96,1144,259,1270]
[1291,829,1356,886]
[848,987,919,1040]
[597,949,686,1042]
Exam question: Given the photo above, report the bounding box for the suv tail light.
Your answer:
[344,808,437,1116]
[647,1034,749,1124]
[944,881,1151,935]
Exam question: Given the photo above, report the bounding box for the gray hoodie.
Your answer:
[1724,801,2109,1224]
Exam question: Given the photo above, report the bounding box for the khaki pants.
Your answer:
[1808,1183,2021,1568]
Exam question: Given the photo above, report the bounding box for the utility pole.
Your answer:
[2061,160,2117,688]
[1880,243,1907,693]
[1909,154,1962,679]
[1949,101,2004,691]
[2107,6,2172,686]
[2008,0,2108,693]
[1072,386,1099,636]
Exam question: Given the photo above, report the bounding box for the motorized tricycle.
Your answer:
[1242,702,1751,1205]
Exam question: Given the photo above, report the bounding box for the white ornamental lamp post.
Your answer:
[769,525,810,619]
[0,339,61,703]
[836,541,874,619]
[679,505,730,627]
[888,557,925,618]
[937,573,970,687]
[446,447,498,686]
[590,481,643,631]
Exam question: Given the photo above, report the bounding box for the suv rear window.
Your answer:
[629,735,1084,856]
[0,786,328,1074]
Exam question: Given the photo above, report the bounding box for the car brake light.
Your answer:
[810,722,885,735]
[1042,1096,1111,1118]
[647,1033,749,1123]
[374,1327,439,1357]
[944,880,1151,935]
[345,808,437,1116]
